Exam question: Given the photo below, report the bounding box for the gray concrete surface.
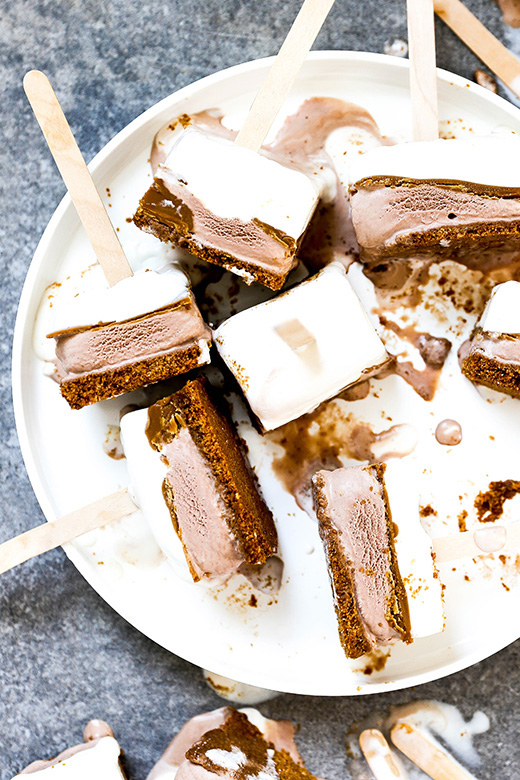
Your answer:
[1,0,519,777]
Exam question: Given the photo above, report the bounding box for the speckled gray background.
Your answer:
[1,0,520,777]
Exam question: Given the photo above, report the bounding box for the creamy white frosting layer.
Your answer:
[120,407,193,582]
[349,134,520,187]
[14,737,124,779]
[383,461,445,639]
[161,128,320,239]
[50,266,191,333]
[479,280,520,334]
[214,262,388,431]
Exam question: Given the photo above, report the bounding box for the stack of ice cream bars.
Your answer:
[46,97,520,660]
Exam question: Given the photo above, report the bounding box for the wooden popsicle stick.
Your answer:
[275,319,315,352]
[235,0,336,152]
[407,0,439,141]
[434,0,520,99]
[0,488,137,576]
[359,729,408,780]
[391,723,476,780]
[432,521,520,564]
[23,70,133,287]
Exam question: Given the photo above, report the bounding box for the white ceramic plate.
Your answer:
[12,52,520,696]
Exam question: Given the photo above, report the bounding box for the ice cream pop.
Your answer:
[462,280,520,397]
[349,135,520,271]
[120,377,277,583]
[11,721,125,779]
[24,70,211,409]
[134,0,337,290]
[147,707,312,780]
[311,461,445,659]
[214,262,390,431]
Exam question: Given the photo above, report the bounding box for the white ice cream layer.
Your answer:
[383,461,445,639]
[214,262,388,431]
[162,128,320,238]
[120,407,193,581]
[479,280,520,335]
[349,134,520,187]
[13,737,124,779]
[50,266,191,333]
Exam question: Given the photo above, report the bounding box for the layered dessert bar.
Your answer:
[312,463,444,659]
[133,128,320,290]
[49,267,212,409]
[349,135,520,267]
[12,720,126,779]
[120,377,277,582]
[214,262,389,431]
[462,280,520,397]
[147,707,313,780]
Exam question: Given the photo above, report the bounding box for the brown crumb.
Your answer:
[458,509,468,532]
[248,594,258,608]
[419,504,437,518]
[474,480,520,523]
[502,582,511,592]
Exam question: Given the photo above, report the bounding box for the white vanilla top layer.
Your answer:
[13,737,124,779]
[349,135,520,187]
[479,280,520,335]
[120,407,193,581]
[214,262,388,431]
[383,461,445,639]
[50,267,191,333]
[162,128,320,238]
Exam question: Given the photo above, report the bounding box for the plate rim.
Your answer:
[11,50,520,696]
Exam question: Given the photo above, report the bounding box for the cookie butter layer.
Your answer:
[350,181,520,259]
[312,464,410,659]
[135,175,298,289]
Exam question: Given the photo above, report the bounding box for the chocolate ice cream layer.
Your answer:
[350,181,520,262]
[462,328,520,398]
[312,463,410,659]
[53,296,210,379]
[160,426,244,580]
[134,173,298,291]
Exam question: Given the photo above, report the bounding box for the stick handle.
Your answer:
[359,729,408,779]
[407,0,439,141]
[434,0,520,98]
[0,488,137,576]
[235,0,335,152]
[432,521,520,564]
[391,723,475,780]
[23,70,133,287]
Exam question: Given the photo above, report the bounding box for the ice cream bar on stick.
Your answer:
[359,730,408,780]
[435,0,520,99]
[133,0,336,291]
[214,262,390,432]
[350,0,520,270]
[120,377,278,583]
[0,489,136,577]
[391,722,476,780]
[24,70,212,410]
[11,720,127,779]
[461,280,520,398]
[311,461,445,660]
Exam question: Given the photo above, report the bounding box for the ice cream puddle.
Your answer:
[267,398,417,512]
[435,419,463,446]
[379,316,452,401]
[474,479,520,522]
[346,700,489,780]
